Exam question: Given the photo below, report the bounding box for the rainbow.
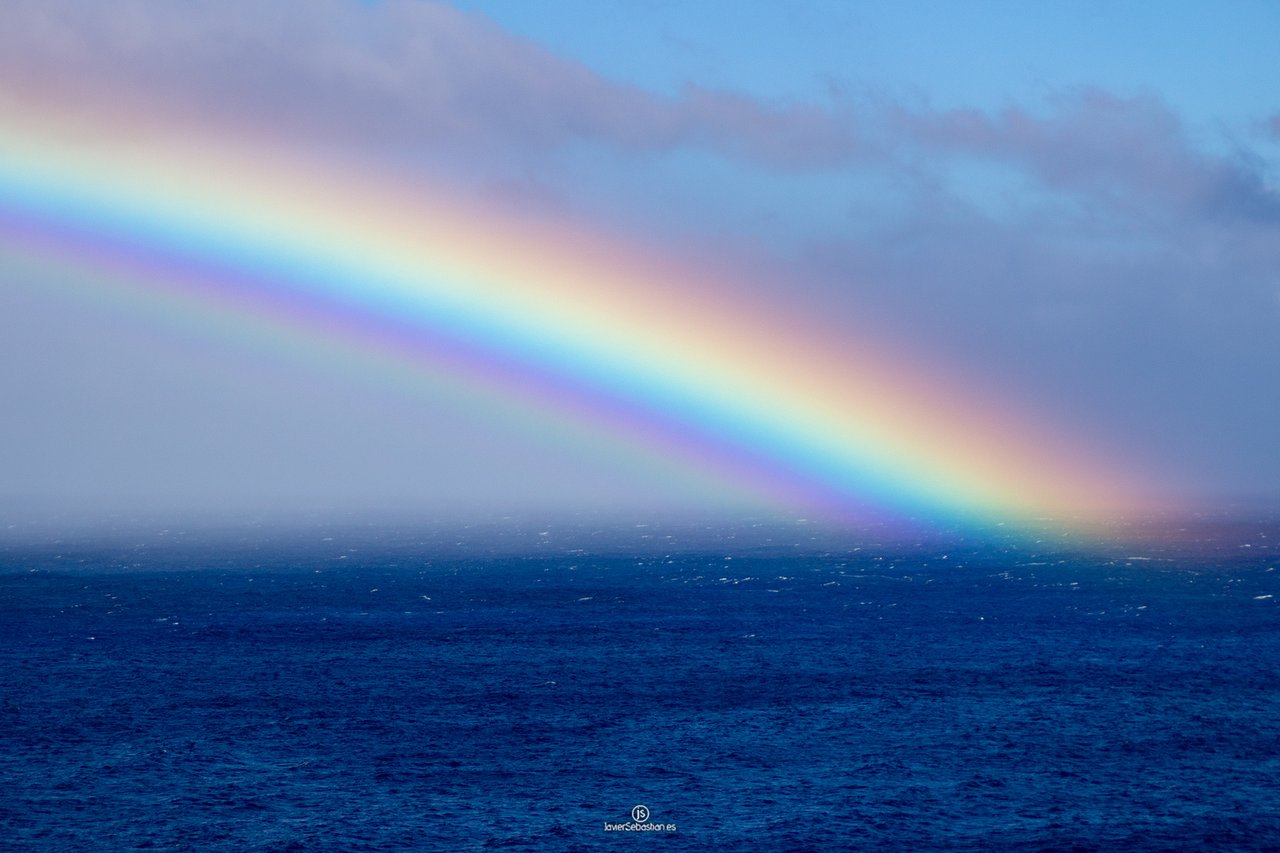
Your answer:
[0,95,1156,532]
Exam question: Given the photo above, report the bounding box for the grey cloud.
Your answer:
[893,89,1280,223]
[0,0,863,171]
[675,84,861,169]
[798,194,1280,502]
[4,0,1270,206]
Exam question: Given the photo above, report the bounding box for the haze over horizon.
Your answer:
[3,1,1279,534]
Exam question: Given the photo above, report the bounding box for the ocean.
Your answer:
[2,520,1278,851]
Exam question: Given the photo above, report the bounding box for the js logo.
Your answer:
[631,805,651,822]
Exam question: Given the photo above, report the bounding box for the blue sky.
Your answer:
[451,0,1279,129]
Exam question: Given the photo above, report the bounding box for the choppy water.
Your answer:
[2,524,1278,850]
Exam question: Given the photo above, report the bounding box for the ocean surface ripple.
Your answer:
[2,529,1278,850]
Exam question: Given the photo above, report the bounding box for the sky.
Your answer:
[1,0,1278,534]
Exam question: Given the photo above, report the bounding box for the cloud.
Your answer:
[3,1,1268,205]
[0,0,863,171]
[892,89,1280,223]
[675,84,860,169]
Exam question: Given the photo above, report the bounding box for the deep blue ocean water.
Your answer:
[2,521,1279,851]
